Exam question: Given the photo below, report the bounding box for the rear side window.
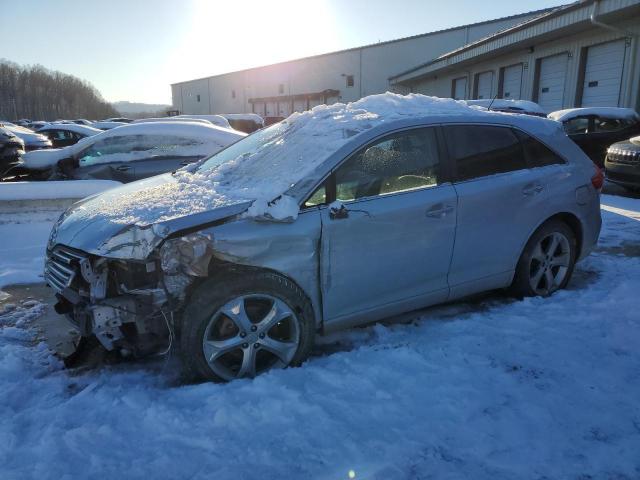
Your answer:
[563,117,589,134]
[444,125,526,182]
[593,117,635,133]
[515,130,565,168]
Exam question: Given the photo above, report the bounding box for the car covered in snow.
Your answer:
[0,122,52,151]
[548,107,640,167]
[173,114,233,130]
[37,123,102,148]
[45,93,602,382]
[0,126,25,176]
[220,113,265,133]
[91,121,128,131]
[21,121,245,182]
[604,135,640,192]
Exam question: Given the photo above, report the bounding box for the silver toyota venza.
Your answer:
[45,94,602,382]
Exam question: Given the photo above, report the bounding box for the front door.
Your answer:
[319,127,457,324]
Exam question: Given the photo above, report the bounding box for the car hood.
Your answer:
[52,173,253,260]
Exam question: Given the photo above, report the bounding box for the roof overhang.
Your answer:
[390,0,640,85]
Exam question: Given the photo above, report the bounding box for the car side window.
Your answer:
[334,128,440,202]
[563,117,589,134]
[514,130,565,168]
[444,125,526,182]
[78,135,203,167]
[593,117,633,133]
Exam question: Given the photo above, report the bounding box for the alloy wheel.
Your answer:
[528,231,571,296]
[202,294,300,381]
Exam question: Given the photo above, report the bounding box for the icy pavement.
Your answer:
[0,194,639,479]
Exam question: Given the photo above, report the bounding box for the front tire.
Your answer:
[511,220,576,297]
[180,270,315,382]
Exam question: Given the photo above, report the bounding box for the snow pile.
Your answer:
[0,196,639,478]
[75,93,498,225]
[548,107,639,122]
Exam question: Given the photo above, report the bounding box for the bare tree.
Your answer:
[0,60,119,120]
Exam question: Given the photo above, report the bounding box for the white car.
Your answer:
[21,121,246,182]
[0,122,52,150]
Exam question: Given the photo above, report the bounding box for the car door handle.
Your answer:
[522,183,544,196]
[426,204,454,218]
[115,165,131,171]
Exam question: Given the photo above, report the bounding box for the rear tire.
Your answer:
[511,220,576,298]
[180,269,315,382]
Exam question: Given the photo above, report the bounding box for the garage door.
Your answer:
[475,71,493,99]
[252,101,266,116]
[293,99,308,113]
[266,102,278,117]
[537,53,569,113]
[277,100,291,117]
[502,64,522,100]
[452,77,467,100]
[581,39,627,107]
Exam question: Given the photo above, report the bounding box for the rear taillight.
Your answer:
[591,165,604,191]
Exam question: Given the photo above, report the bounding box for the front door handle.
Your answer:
[522,183,544,196]
[115,165,131,171]
[426,203,454,218]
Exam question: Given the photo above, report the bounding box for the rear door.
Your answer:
[443,124,551,292]
[318,127,457,324]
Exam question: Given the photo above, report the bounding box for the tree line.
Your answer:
[0,60,118,121]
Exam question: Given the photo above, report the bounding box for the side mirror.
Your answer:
[329,201,349,220]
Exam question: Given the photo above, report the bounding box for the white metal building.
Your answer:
[171,8,551,118]
[391,0,640,112]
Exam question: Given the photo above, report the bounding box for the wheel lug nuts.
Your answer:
[240,332,246,338]
[254,343,260,348]
[259,333,265,339]
[250,325,257,332]
[242,343,249,349]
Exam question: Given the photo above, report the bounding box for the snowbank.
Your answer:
[77,93,522,225]
[0,195,639,478]
[0,180,120,201]
[548,107,639,122]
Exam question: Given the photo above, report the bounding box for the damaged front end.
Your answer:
[46,232,215,357]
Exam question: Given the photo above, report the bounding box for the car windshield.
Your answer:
[196,122,287,173]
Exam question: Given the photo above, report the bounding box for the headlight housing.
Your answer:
[159,233,214,277]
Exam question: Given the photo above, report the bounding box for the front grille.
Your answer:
[44,246,86,294]
[607,149,640,165]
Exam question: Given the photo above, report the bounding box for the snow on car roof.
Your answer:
[38,123,102,136]
[175,115,231,129]
[78,92,561,226]
[220,113,264,124]
[548,107,640,123]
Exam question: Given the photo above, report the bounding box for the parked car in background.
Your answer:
[103,117,133,123]
[548,107,640,167]
[38,123,102,148]
[465,99,547,117]
[604,135,640,192]
[29,121,48,131]
[132,117,218,127]
[21,121,245,182]
[72,119,94,125]
[173,114,232,129]
[91,121,128,131]
[221,113,265,133]
[43,94,601,382]
[0,126,25,176]
[0,122,52,151]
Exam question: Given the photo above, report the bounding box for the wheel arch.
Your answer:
[197,259,320,329]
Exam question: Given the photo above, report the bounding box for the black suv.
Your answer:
[605,137,640,192]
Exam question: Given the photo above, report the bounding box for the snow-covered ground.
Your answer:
[0,193,639,479]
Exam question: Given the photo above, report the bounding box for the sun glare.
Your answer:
[168,0,339,83]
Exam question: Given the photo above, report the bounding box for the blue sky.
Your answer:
[3,0,565,104]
